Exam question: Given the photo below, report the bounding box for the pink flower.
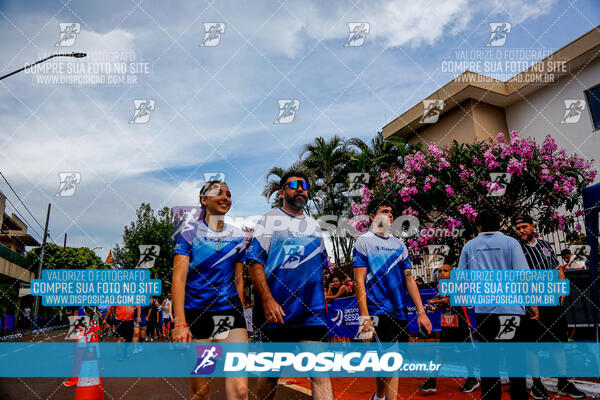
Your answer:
[507,158,524,175]
[447,217,463,230]
[445,185,455,197]
[458,204,478,222]
[484,149,500,169]
[428,143,444,158]
[423,183,432,192]
[542,135,558,153]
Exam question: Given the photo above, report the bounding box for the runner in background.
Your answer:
[419,263,479,393]
[146,298,159,341]
[97,305,110,341]
[132,304,148,353]
[353,198,432,400]
[106,306,141,360]
[161,293,173,341]
[157,299,164,339]
[172,180,248,400]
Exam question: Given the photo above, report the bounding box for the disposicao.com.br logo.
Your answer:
[221,351,440,374]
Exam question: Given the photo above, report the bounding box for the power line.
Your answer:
[0,169,56,245]
[2,195,44,242]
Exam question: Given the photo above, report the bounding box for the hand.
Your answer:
[264,297,286,324]
[173,324,192,343]
[358,316,375,341]
[417,312,432,335]
[559,296,566,304]
[528,306,539,320]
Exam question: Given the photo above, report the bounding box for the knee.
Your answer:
[190,384,209,400]
[231,382,248,400]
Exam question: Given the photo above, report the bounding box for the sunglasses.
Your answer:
[285,180,309,190]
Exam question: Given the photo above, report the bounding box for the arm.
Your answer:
[248,261,286,324]
[353,267,370,317]
[135,306,141,323]
[405,269,432,334]
[325,285,348,300]
[172,254,192,342]
[353,266,375,336]
[234,261,244,306]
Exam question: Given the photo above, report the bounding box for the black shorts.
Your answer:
[374,314,408,343]
[260,325,328,343]
[440,325,472,343]
[185,306,246,340]
[526,305,568,342]
[473,313,528,342]
[115,320,134,341]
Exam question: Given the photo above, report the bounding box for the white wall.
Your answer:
[505,57,600,183]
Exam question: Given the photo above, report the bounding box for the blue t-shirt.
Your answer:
[173,220,246,311]
[457,231,530,315]
[97,305,110,318]
[352,231,412,320]
[243,208,327,328]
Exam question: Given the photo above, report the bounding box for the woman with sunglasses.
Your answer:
[172,180,247,400]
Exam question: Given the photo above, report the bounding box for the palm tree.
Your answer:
[347,131,414,183]
[300,136,353,267]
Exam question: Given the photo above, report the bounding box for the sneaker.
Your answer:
[460,378,480,393]
[558,381,585,399]
[530,382,549,400]
[419,378,436,393]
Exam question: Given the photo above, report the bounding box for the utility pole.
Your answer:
[33,203,51,328]
[63,232,67,249]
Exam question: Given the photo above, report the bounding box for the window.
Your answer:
[584,84,600,131]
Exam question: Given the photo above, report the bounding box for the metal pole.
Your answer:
[63,232,67,249]
[33,203,51,329]
[0,52,86,81]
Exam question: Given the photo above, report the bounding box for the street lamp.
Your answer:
[0,52,87,80]
[91,246,103,252]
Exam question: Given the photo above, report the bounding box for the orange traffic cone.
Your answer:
[73,334,104,400]
[63,327,87,387]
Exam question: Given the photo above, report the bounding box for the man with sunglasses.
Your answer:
[245,170,333,400]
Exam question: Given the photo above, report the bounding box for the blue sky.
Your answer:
[0,0,599,261]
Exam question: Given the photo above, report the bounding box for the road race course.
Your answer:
[0,328,597,399]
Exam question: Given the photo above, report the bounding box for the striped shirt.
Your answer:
[520,239,559,270]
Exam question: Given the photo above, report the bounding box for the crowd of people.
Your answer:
[59,171,592,400]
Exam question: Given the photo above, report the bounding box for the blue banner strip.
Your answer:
[0,343,598,378]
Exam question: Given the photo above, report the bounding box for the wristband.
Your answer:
[175,323,188,328]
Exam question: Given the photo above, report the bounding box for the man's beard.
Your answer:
[286,193,307,209]
[521,232,534,243]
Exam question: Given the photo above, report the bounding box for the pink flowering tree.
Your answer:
[350,132,596,263]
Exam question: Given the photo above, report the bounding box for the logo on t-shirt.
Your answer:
[542,247,552,258]
[280,245,305,269]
